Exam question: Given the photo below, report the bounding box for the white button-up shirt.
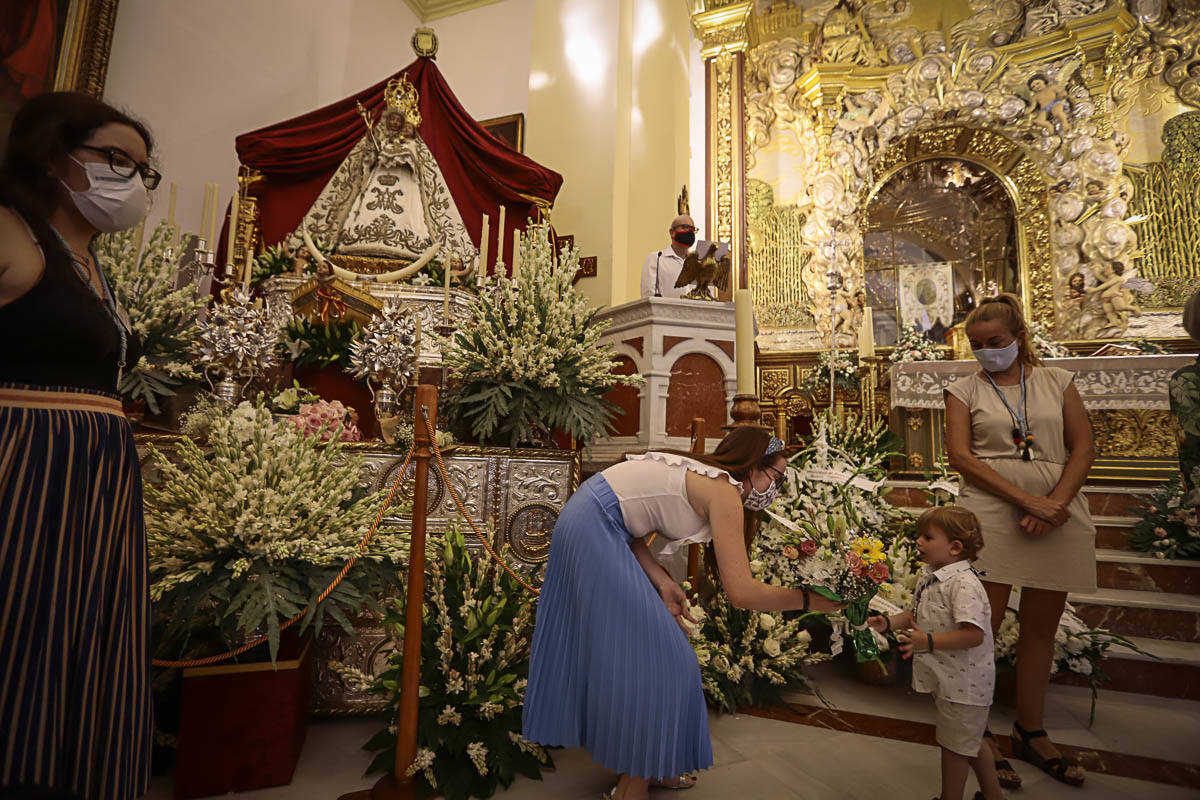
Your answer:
[910,559,995,706]
[641,248,695,299]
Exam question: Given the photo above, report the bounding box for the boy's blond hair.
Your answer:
[917,506,984,561]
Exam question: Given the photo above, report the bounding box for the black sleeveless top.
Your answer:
[0,214,142,394]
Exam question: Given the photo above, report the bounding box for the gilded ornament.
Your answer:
[1092,409,1178,457]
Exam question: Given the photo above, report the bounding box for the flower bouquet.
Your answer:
[288,398,363,443]
[1128,474,1200,560]
[890,325,946,364]
[685,588,829,712]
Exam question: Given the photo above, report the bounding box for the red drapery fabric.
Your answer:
[227,57,562,276]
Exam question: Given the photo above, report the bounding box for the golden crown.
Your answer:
[384,75,422,128]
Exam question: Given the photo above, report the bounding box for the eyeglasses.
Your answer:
[763,464,787,490]
[76,145,161,189]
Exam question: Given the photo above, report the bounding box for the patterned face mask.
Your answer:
[742,480,780,512]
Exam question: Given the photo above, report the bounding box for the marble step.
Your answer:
[1070,588,1200,643]
[1096,549,1200,595]
[1053,636,1200,702]
[1085,486,1154,518]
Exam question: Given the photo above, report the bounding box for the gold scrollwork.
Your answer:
[760,367,791,401]
[713,51,735,249]
[907,409,924,431]
[1091,410,1178,459]
[909,453,925,469]
[505,501,559,564]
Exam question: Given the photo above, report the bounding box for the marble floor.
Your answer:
[145,665,1200,799]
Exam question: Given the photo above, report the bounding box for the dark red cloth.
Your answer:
[230,57,562,277]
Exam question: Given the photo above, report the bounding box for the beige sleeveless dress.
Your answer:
[946,366,1097,594]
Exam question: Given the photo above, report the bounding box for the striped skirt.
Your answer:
[0,385,151,800]
[522,475,713,780]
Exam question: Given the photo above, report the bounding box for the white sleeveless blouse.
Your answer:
[600,452,740,554]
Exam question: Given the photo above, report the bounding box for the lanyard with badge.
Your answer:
[982,364,1035,460]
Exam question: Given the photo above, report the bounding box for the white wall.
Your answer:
[103,0,535,239]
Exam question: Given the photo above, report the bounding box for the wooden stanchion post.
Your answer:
[340,384,438,800]
[686,417,706,593]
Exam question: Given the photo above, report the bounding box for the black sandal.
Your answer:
[1011,721,1085,787]
[983,729,1021,790]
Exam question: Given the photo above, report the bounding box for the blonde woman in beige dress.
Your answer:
[945,295,1095,790]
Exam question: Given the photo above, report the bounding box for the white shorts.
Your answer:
[934,696,990,757]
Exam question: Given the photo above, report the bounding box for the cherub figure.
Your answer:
[833,288,867,338]
[1088,261,1143,328]
[1066,271,1087,304]
[1027,72,1071,134]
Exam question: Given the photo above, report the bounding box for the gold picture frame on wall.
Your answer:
[479,112,525,153]
[1,0,119,149]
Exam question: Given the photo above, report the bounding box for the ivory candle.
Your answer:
[479,213,490,278]
[442,258,452,324]
[226,192,240,268]
[734,289,756,396]
[497,205,506,273]
[858,306,875,360]
[242,246,253,292]
[200,184,213,247]
[167,182,178,244]
[512,228,521,279]
[207,184,220,246]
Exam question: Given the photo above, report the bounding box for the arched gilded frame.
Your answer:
[867,126,1053,331]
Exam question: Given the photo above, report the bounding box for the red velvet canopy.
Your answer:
[229,57,562,275]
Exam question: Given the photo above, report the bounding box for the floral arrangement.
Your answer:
[95,220,207,413]
[994,601,1149,724]
[347,299,419,390]
[145,399,406,662]
[890,325,947,364]
[1028,319,1071,359]
[343,526,552,800]
[1128,474,1200,559]
[1120,338,1168,355]
[755,413,906,661]
[195,288,282,379]
[686,590,828,712]
[280,316,363,370]
[270,382,320,414]
[439,221,643,448]
[797,348,861,396]
[288,399,362,443]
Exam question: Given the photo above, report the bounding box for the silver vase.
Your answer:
[374,384,399,418]
[213,376,240,406]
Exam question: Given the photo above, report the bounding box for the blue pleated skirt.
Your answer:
[0,384,151,800]
[522,475,713,780]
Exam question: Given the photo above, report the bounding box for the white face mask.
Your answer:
[61,155,148,232]
[972,339,1019,373]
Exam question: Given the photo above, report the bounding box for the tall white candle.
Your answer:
[497,205,506,273]
[858,305,875,361]
[442,258,452,324]
[479,213,490,278]
[512,228,521,280]
[167,182,178,244]
[226,192,240,268]
[734,289,756,396]
[242,246,253,292]
[200,184,213,247]
[208,184,220,246]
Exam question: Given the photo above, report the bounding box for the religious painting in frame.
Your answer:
[897,262,955,334]
[1,0,119,150]
[479,112,524,153]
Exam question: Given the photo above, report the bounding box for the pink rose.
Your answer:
[869,562,889,582]
[845,552,863,570]
[800,540,818,556]
[1154,527,1168,538]
[782,545,800,560]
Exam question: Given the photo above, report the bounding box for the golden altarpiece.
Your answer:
[690,0,1200,482]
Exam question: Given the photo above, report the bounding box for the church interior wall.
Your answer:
[102,0,538,247]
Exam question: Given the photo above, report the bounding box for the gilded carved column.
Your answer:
[694,2,754,293]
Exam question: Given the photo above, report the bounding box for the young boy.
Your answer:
[869,506,1005,800]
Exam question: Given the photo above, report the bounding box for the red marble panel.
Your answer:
[602,356,640,438]
[666,353,727,438]
[1095,525,1134,551]
[706,338,735,361]
[1054,659,1200,702]
[1072,602,1200,643]
[1087,490,1151,517]
[662,335,688,356]
[1096,560,1200,595]
[622,337,643,356]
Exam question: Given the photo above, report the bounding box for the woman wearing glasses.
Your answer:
[0,92,159,800]
[523,426,840,800]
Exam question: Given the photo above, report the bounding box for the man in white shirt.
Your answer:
[640,215,698,298]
